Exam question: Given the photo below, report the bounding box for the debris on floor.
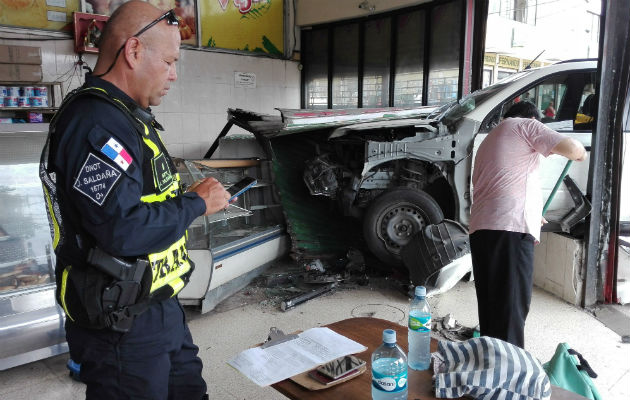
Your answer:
[281,282,338,311]
[211,249,398,313]
[401,219,473,297]
[212,242,474,315]
[270,250,371,311]
[431,313,477,342]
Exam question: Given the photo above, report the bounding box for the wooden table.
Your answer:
[272,317,588,400]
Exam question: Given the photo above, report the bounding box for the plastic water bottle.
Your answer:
[408,286,431,370]
[371,329,408,400]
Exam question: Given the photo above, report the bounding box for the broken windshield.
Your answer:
[439,70,532,125]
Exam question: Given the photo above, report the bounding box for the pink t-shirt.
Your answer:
[469,118,565,242]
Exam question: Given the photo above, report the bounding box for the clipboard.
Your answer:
[261,327,299,349]
[260,327,366,390]
[228,326,367,387]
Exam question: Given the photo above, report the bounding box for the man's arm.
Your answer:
[551,137,588,161]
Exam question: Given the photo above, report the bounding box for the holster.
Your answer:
[87,247,149,332]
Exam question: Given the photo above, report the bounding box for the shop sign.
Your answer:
[200,0,283,56]
[523,59,542,68]
[485,53,544,70]
[234,72,256,88]
[497,55,520,70]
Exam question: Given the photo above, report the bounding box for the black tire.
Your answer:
[363,187,444,267]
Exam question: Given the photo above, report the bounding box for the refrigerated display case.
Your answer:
[0,126,65,370]
[176,157,289,313]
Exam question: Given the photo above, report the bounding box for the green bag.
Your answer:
[543,343,602,400]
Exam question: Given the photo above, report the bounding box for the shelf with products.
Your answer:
[0,81,63,124]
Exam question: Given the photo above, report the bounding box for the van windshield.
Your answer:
[439,70,532,125]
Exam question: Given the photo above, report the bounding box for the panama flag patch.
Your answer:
[101,137,133,171]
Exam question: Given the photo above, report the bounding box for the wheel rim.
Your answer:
[376,202,427,255]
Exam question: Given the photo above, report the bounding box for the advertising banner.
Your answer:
[200,0,283,56]
[79,0,197,46]
[0,0,80,31]
[0,0,196,45]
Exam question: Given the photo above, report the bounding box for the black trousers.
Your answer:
[470,230,535,348]
[66,297,207,400]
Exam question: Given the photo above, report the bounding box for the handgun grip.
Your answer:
[87,247,135,280]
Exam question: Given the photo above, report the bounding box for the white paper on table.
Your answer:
[228,327,368,386]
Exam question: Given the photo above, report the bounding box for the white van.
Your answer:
[223,59,628,268]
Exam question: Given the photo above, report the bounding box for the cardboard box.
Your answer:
[0,45,42,65]
[0,64,43,82]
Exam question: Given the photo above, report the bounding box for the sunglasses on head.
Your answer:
[132,9,179,39]
[93,9,179,78]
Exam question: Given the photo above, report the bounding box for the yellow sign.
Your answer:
[200,0,283,56]
[485,53,545,69]
[523,59,542,68]
[0,0,79,31]
[497,55,520,70]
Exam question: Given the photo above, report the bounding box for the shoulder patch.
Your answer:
[73,153,122,206]
[101,137,133,171]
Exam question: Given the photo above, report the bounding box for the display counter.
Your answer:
[0,128,63,370]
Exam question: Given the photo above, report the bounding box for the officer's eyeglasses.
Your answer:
[94,9,179,78]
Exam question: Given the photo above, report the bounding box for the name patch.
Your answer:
[73,153,122,206]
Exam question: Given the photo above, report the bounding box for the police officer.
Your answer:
[39,1,229,398]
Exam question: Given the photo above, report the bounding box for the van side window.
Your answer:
[481,71,597,134]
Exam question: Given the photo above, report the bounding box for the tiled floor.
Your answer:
[1,272,628,400]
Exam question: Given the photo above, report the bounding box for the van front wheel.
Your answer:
[363,188,443,267]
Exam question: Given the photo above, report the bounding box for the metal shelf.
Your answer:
[1,107,58,113]
[0,123,49,134]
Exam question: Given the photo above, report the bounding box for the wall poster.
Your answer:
[79,0,198,46]
[200,0,283,56]
[0,0,80,31]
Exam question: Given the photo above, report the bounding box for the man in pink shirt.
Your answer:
[469,101,587,348]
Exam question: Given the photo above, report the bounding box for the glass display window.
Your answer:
[0,132,55,295]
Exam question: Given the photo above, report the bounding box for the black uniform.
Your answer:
[42,74,207,399]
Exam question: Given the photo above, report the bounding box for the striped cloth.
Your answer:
[432,336,551,400]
